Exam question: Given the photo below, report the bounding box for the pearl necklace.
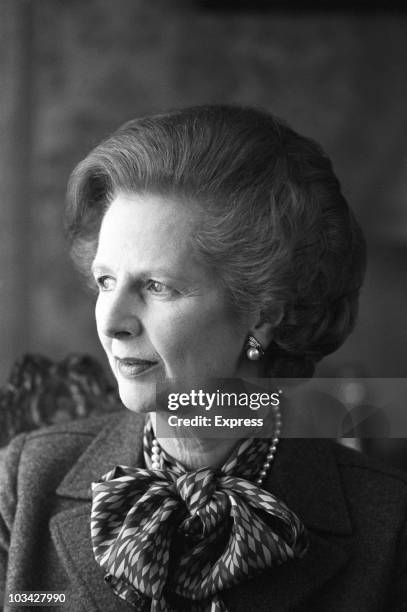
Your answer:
[151,403,282,487]
[255,403,282,486]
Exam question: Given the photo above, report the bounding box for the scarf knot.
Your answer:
[176,468,218,513]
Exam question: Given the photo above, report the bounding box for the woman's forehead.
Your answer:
[94,192,204,276]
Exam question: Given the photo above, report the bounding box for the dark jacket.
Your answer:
[1,412,407,612]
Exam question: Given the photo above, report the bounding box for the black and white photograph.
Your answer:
[1,1,407,610]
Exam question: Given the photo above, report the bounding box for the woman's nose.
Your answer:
[97,291,142,339]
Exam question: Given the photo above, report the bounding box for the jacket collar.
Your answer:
[52,412,353,611]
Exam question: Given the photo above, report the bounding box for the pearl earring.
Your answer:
[246,335,264,361]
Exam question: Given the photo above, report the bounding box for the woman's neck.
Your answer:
[151,412,238,470]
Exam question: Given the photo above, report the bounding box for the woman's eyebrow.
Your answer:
[90,261,109,275]
[146,267,190,280]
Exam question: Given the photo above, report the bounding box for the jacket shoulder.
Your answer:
[24,411,125,441]
[25,410,126,463]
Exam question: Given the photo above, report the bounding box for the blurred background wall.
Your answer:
[1,0,407,384]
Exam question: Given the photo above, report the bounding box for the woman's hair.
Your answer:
[66,104,366,378]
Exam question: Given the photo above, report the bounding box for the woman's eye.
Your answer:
[145,279,175,296]
[95,276,115,291]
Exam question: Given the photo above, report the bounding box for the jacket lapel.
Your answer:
[51,415,353,611]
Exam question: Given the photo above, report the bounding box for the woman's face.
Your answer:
[93,192,252,413]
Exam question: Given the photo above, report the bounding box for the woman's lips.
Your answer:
[114,357,158,378]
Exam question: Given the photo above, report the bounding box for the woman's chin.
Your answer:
[117,380,158,414]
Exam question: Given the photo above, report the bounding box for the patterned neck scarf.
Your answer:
[91,419,308,611]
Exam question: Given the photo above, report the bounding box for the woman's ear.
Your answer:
[250,304,284,351]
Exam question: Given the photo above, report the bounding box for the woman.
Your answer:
[1,105,407,612]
